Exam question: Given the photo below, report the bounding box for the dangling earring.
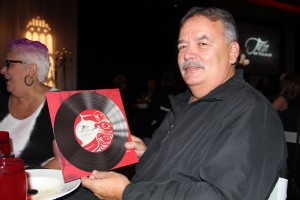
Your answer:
[24,75,34,86]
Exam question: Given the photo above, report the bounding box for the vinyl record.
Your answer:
[54,91,128,172]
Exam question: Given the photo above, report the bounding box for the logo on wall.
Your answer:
[238,22,280,74]
[245,37,272,58]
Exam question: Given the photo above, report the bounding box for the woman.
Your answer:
[272,73,300,111]
[0,38,60,169]
[272,74,300,192]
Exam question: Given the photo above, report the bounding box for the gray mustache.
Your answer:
[182,60,205,70]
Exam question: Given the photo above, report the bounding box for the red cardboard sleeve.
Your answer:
[46,89,138,182]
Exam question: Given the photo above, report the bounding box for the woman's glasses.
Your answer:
[4,60,27,67]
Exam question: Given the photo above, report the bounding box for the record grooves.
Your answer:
[54,91,128,172]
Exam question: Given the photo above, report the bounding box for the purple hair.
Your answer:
[8,38,49,54]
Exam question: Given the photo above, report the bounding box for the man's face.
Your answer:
[177,15,239,96]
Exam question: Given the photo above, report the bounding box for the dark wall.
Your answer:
[77,1,181,92]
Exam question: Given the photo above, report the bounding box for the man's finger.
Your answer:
[92,170,112,179]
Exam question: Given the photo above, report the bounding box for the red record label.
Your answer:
[74,109,114,152]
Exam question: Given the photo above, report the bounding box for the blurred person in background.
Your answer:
[272,73,300,197]
[136,77,157,105]
[114,74,135,125]
[0,38,60,169]
[272,73,300,111]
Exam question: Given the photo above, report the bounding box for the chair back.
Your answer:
[268,177,288,200]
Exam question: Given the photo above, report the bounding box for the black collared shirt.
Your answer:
[124,69,287,200]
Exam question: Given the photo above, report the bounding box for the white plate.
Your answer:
[26,169,81,200]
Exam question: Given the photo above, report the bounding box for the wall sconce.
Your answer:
[55,47,72,89]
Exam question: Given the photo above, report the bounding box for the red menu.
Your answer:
[46,89,138,182]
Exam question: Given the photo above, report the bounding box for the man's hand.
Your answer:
[81,170,130,200]
[125,135,147,158]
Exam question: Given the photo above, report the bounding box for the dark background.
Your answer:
[76,0,300,94]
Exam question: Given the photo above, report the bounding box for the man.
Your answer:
[82,7,287,199]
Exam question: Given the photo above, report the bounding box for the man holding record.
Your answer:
[81,7,287,200]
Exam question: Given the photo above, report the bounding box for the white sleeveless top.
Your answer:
[0,102,44,157]
[0,88,58,157]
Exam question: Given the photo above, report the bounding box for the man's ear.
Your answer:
[229,41,240,65]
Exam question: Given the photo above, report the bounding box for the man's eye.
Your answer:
[178,45,186,51]
[198,42,207,46]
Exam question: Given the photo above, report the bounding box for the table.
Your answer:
[59,185,98,200]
